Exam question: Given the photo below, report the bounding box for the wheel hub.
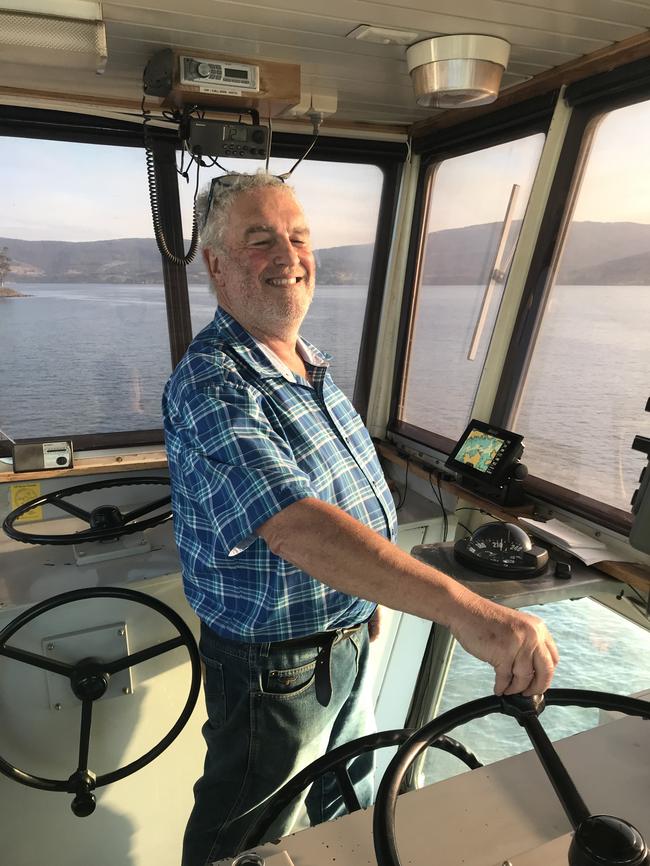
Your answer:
[70,659,111,701]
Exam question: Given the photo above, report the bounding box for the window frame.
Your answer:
[388,60,650,534]
[0,106,404,456]
[489,67,650,532]
[388,95,556,449]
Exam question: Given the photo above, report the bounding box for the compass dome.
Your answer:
[453,521,548,578]
[471,521,532,550]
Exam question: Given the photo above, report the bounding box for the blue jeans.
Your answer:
[182,621,375,866]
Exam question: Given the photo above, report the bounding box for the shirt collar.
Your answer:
[208,308,331,381]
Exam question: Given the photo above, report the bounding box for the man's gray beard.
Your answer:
[248,286,314,337]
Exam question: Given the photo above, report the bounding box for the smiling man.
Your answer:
[162,172,558,866]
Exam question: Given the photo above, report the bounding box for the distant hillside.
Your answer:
[314,244,374,285]
[2,220,649,286]
[558,221,650,278]
[419,220,650,286]
[568,250,650,285]
[0,237,176,284]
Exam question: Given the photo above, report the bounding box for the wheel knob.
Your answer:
[569,815,648,866]
[71,791,96,817]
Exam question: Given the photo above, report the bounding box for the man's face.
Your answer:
[204,186,316,338]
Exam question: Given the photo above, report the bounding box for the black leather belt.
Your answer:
[268,624,364,708]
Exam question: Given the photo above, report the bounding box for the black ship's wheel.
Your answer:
[0,587,200,816]
[2,476,172,545]
[373,690,650,866]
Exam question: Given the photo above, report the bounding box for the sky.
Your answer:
[1,98,648,246]
[0,142,384,248]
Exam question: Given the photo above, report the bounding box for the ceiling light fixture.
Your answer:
[0,1,107,73]
[406,34,511,109]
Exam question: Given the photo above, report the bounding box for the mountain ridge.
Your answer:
[2,220,649,286]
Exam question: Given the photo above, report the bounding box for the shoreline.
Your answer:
[0,287,29,298]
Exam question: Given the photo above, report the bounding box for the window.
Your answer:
[514,101,650,512]
[0,137,169,440]
[399,134,545,440]
[179,159,384,401]
[421,598,650,785]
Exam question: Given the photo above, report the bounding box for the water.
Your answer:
[1,282,647,511]
[0,282,367,437]
[0,283,172,435]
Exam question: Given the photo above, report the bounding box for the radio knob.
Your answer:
[197,62,211,78]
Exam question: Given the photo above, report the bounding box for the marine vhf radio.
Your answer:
[141,49,273,266]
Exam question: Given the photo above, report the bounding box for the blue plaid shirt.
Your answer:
[163,309,397,642]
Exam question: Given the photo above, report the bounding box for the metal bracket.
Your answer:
[73,532,151,566]
[41,622,133,712]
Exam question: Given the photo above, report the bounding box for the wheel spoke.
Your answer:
[121,494,172,523]
[516,708,590,828]
[335,765,362,812]
[104,636,185,674]
[0,644,74,677]
[50,498,92,522]
[77,699,93,771]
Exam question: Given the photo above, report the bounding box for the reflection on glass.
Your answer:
[400,134,545,441]
[514,101,650,511]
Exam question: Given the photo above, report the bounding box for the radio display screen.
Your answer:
[225,125,248,142]
[225,68,249,79]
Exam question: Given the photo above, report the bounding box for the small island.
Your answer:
[0,286,28,298]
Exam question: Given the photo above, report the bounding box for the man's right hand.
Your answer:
[258,498,560,696]
[448,592,559,696]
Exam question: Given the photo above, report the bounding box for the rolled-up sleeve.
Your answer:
[168,380,316,556]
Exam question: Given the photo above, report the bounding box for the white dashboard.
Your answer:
[217,712,650,866]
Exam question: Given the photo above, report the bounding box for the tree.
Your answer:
[0,246,10,287]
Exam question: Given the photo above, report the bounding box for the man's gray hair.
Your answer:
[198,171,296,254]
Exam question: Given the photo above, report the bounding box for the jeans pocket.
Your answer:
[201,654,226,727]
[262,659,317,698]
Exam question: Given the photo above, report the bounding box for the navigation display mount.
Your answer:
[445,419,526,505]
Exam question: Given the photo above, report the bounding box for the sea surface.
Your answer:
[1,281,649,778]
[0,282,366,440]
[2,281,647,512]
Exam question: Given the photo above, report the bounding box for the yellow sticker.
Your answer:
[10,482,43,522]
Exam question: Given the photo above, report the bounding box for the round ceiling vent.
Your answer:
[406,34,511,109]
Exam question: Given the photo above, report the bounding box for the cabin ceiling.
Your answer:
[0,0,649,133]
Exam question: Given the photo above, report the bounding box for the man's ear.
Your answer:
[203,248,225,288]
